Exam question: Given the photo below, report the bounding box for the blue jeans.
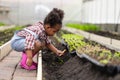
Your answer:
[11,28,39,52]
[11,31,25,52]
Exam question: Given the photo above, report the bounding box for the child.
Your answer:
[11,8,65,70]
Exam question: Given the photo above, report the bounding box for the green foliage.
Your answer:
[100,60,108,64]
[62,34,86,52]
[66,23,100,31]
[113,52,120,59]
[0,26,25,36]
[11,25,25,31]
[77,43,120,65]
[0,25,25,46]
[0,22,6,26]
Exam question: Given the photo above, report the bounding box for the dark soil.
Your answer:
[0,26,25,46]
[42,35,120,80]
[42,50,120,80]
[0,30,14,46]
[89,31,120,40]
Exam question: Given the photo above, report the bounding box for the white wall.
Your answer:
[0,0,83,25]
[1,0,120,25]
[0,0,37,25]
[81,0,120,24]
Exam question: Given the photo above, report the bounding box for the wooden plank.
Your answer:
[37,51,42,80]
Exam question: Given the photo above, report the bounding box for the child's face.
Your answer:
[45,24,61,36]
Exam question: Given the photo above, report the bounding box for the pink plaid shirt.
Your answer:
[17,22,51,50]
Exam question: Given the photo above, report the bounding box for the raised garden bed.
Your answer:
[42,30,120,80]
[0,26,25,46]
[88,31,120,40]
[76,43,120,76]
[0,22,6,26]
[62,32,120,75]
[0,30,13,46]
[66,23,120,40]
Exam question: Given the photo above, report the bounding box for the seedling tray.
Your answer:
[77,52,104,67]
[76,51,120,76]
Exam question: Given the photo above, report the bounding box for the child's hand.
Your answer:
[56,49,66,56]
[26,58,33,66]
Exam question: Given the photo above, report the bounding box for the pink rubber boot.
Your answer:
[20,52,37,70]
[20,52,27,66]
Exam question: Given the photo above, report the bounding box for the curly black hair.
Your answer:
[44,8,64,27]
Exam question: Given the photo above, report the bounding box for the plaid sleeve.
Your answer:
[45,36,51,44]
[25,34,35,50]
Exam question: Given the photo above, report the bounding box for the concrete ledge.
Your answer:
[76,29,90,39]
[90,33,111,45]
[0,25,15,31]
[37,51,42,80]
[0,41,12,60]
[112,39,120,47]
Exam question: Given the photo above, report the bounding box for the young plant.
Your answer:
[66,23,100,31]
[62,34,86,52]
